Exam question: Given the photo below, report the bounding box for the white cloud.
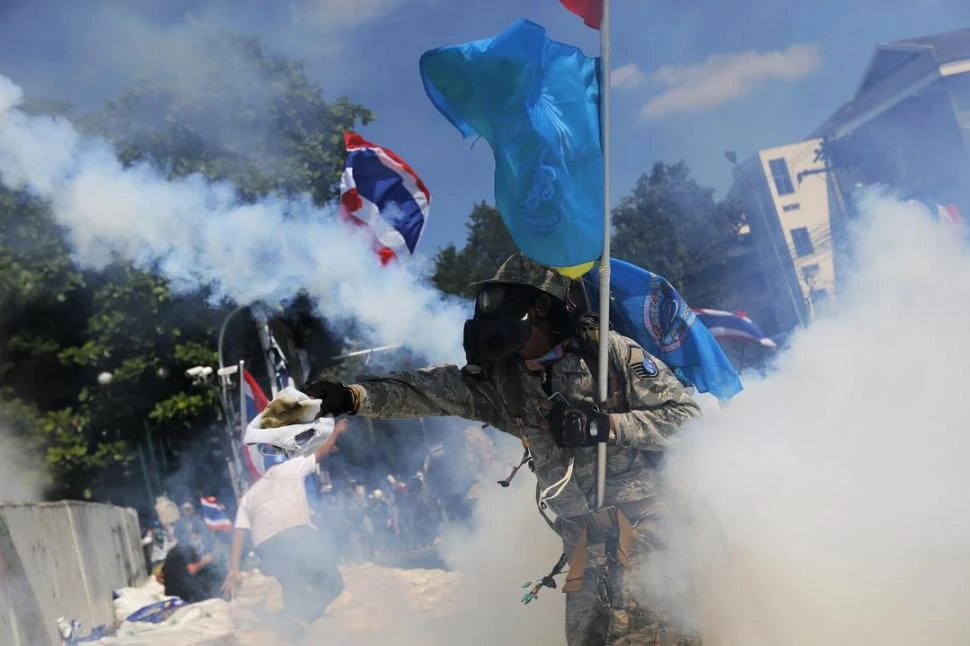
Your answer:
[289,0,410,31]
[640,44,822,119]
[611,63,646,90]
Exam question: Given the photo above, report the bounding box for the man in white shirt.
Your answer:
[222,418,347,630]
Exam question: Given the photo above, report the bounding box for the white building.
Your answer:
[726,138,838,332]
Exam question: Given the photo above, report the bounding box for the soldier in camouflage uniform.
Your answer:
[303,253,702,645]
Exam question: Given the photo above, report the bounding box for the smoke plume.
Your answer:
[0,74,467,365]
[653,191,970,645]
[0,420,43,503]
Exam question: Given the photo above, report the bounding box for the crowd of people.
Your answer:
[315,463,474,562]
[138,443,478,610]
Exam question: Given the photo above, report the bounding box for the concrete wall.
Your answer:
[0,501,145,646]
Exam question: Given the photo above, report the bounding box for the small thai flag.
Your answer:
[199,496,233,533]
[692,308,777,349]
[339,132,431,265]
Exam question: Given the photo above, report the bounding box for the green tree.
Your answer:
[0,32,371,504]
[431,202,517,299]
[611,161,746,306]
[430,163,775,328]
[82,33,372,206]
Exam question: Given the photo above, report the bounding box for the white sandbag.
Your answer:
[99,598,234,645]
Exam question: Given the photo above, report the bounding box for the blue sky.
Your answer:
[1,0,968,257]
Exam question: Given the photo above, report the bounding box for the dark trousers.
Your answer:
[256,525,344,625]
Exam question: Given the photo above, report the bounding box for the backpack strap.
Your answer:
[572,315,622,412]
[493,358,528,442]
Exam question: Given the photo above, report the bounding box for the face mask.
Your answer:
[463,285,537,370]
[257,443,289,470]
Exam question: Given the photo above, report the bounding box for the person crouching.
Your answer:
[222,418,348,632]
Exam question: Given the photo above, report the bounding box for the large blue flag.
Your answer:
[584,258,743,402]
[419,19,603,276]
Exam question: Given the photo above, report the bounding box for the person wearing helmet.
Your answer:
[222,418,349,638]
[301,253,702,646]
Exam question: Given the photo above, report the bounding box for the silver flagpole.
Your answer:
[595,0,612,509]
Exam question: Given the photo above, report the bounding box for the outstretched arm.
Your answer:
[313,418,348,462]
[308,365,505,426]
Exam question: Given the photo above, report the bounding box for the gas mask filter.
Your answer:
[463,284,537,371]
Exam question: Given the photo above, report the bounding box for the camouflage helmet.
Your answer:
[472,252,573,301]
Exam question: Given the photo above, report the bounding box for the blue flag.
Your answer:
[584,258,744,402]
[419,19,603,275]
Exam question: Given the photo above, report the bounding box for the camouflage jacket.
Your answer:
[351,330,701,520]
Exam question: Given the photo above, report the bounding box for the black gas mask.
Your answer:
[463,284,539,372]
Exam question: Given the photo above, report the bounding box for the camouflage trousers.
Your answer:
[561,513,701,646]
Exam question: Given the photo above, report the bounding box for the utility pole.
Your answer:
[803,139,855,294]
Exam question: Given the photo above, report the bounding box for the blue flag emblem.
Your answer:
[585,258,744,402]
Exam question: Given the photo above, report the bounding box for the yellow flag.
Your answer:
[555,260,596,278]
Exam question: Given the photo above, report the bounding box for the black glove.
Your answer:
[303,378,356,416]
[547,401,610,448]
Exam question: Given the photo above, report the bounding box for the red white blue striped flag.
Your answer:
[339,132,431,265]
[199,496,233,533]
[241,368,269,479]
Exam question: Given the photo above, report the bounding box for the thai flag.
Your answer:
[199,496,233,533]
[692,308,777,349]
[241,369,269,479]
[339,132,430,265]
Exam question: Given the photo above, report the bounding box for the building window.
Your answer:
[768,158,795,196]
[790,227,814,257]
[782,203,801,212]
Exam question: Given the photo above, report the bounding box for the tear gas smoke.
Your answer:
[7,61,967,645]
[321,428,566,645]
[0,75,467,365]
[0,420,42,503]
[653,191,970,645]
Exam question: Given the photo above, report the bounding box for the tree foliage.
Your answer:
[611,161,746,305]
[431,162,773,330]
[83,33,373,206]
[0,32,371,505]
[431,202,518,299]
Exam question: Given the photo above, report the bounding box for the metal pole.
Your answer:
[595,0,612,509]
[331,345,402,360]
[136,445,154,507]
[143,425,163,494]
[217,305,248,374]
[230,359,248,498]
[252,306,282,398]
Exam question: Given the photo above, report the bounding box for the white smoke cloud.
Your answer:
[0,74,467,365]
[317,429,566,645]
[0,421,43,503]
[653,191,970,644]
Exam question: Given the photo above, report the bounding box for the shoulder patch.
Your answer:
[627,344,658,380]
[640,357,659,378]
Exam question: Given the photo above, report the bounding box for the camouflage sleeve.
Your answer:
[607,333,702,452]
[352,364,504,426]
